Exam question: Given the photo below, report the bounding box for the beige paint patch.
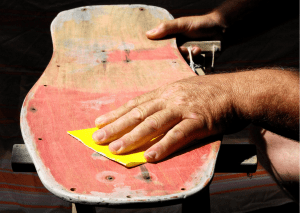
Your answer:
[80,97,115,110]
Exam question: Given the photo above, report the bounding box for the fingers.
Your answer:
[146,18,192,40]
[108,109,182,154]
[145,18,202,60]
[93,99,164,144]
[179,46,202,60]
[95,91,155,128]
[144,118,206,162]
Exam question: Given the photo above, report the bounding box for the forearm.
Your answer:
[231,68,299,140]
[210,0,268,28]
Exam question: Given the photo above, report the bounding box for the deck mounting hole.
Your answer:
[105,175,115,181]
[139,7,144,11]
[181,188,186,191]
[127,195,131,198]
[38,138,42,140]
[82,8,87,11]
[144,176,151,180]
[70,188,76,191]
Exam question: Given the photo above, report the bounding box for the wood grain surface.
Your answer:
[20,5,221,205]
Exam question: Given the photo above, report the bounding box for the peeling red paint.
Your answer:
[25,84,219,197]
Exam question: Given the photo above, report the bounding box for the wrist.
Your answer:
[230,69,299,138]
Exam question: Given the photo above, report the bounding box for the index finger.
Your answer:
[95,90,155,128]
[146,17,192,40]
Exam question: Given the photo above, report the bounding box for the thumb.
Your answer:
[146,18,191,39]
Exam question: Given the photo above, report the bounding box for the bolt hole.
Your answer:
[181,188,186,191]
[57,65,60,67]
[30,107,36,112]
[126,60,130,63]
[139,8,144,11]
[105,175,115,181]
[82,8,87,11]
[70,188,76,191]
[101,50,105,52]
[43,85,47,87]
[144,176,151,180]
[127,195,131,198]
[38,138,42,140]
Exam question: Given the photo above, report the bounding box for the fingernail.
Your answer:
[92,130,105,142]
[109,141,122,153]
[95,117,104,126]
[146,29,157,35]
[192,47,200,55]
[146,151,157,160]
[192,47,196,53]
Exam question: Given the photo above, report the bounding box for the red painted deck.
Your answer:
[20,5,221,204]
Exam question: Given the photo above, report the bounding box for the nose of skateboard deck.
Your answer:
[20,5,221,205]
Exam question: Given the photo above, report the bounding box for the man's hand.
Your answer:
[92,74,249,162]
[145,12,225,60]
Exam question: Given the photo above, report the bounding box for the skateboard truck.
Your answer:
[182,41,221,75]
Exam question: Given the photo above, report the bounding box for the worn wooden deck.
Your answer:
[20,5,221,205]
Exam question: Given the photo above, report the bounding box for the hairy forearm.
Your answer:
[231,68,299,140]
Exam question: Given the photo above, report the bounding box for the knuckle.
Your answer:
[159,22,167,30]
[122,134,136,149]
[168,128,186,141]
[107,110,119,123]
[103,125,114,137]
[131,107,145,122]
[144,116,160,132]
[185,112,203,121]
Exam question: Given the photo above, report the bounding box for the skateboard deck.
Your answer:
[20,5,221,205]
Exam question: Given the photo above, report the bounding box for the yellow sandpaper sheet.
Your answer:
[67,128,147,167]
